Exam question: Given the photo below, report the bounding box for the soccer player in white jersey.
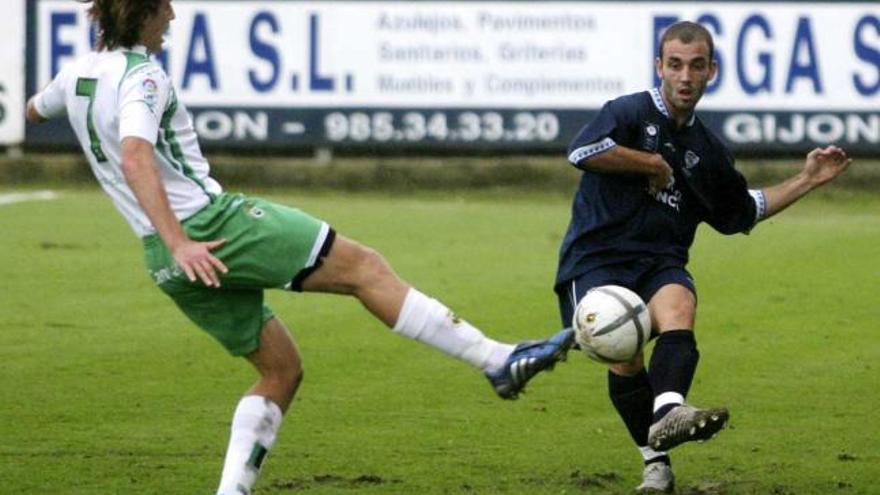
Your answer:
[26,1,575,494]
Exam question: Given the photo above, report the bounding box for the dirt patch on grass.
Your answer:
[265,473,402,491]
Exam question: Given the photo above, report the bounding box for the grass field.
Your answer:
[0,184,877,494]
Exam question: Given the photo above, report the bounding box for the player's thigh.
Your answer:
[299,235,395,294]
[648,284,696,331]
[639,263,697,332]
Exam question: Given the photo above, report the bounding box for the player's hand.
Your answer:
[172,239,228,287]
[648,154,673,194]
[804,146,852,187]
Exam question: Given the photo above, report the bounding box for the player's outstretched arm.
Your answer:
[760,145,852,220]
[25,97,49,123]
[120,136,228,287]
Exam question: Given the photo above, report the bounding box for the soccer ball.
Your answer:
[573,285,651,363]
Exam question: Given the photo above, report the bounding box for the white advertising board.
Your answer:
[36,1,879,110]
[30,1,880,151]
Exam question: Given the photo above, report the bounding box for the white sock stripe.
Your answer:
[638,445,667,460]
[653,392,684,412]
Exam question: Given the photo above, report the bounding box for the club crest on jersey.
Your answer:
[642,123,660,151]
[247,205,265,219]
[142,78,159,113]
[684,150,701,169]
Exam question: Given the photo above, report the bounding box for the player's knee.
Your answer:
[288,365,304,393]
[609,353,645,375]
[654,301,696,330]
[271,362,304,397]
[350,244,394,287]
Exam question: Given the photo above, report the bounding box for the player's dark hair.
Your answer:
[659,21,715,61]
[87,0,162,50]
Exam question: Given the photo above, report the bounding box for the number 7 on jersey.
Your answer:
[75,77,108,163]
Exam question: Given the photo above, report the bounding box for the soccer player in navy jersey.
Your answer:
[556,21,851,492]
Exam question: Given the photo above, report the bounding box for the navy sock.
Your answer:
[608,369,654,447]
[649,330,700,422]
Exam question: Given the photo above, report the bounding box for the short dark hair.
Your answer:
[659,21,715,61]
[87,0,162,50]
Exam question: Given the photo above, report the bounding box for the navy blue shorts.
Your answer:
[555,258,696,329]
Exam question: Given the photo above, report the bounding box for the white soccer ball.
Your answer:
[573,285,651,363]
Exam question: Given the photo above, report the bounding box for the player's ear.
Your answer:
[708,59,718,83]
[654,57,663,80]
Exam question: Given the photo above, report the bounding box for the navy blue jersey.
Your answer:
[556,88,762,288]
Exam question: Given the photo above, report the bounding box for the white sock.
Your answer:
[653,391,685,413]
[216,396,283,495]
[393,288,515,372]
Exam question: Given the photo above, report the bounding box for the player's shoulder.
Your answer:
[52,51,101,83]
[118,50,169,87]
[607,90,652,108]
[694,117,732,156]
[603,90,653,119]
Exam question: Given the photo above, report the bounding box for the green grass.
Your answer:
[0,186,877,494]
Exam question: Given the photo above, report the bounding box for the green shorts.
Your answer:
[142,193,334,356]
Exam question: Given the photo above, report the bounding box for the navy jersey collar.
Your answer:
[650,87,696,127]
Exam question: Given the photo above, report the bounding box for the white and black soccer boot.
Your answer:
[636,461,675,493]
[648,403,729,451]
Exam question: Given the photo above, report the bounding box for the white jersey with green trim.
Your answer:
[33,45,222,238]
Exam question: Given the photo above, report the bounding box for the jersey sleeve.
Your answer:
[118,64,171,143]
[566,97,637,168]
[704,148,760,235]
[32,70,70,120]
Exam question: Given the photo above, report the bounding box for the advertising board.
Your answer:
[0,0,25,146]
[28,1,880,153]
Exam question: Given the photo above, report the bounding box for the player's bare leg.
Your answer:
[216,318,302,495]
[299,235,409,326]
[243,318,303,411]
[300,234,516,367]
[300,235,574,398]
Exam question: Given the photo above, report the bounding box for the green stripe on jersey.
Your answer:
[118,51,151,92]
[123,51,149,77]
[158,91,211,197]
